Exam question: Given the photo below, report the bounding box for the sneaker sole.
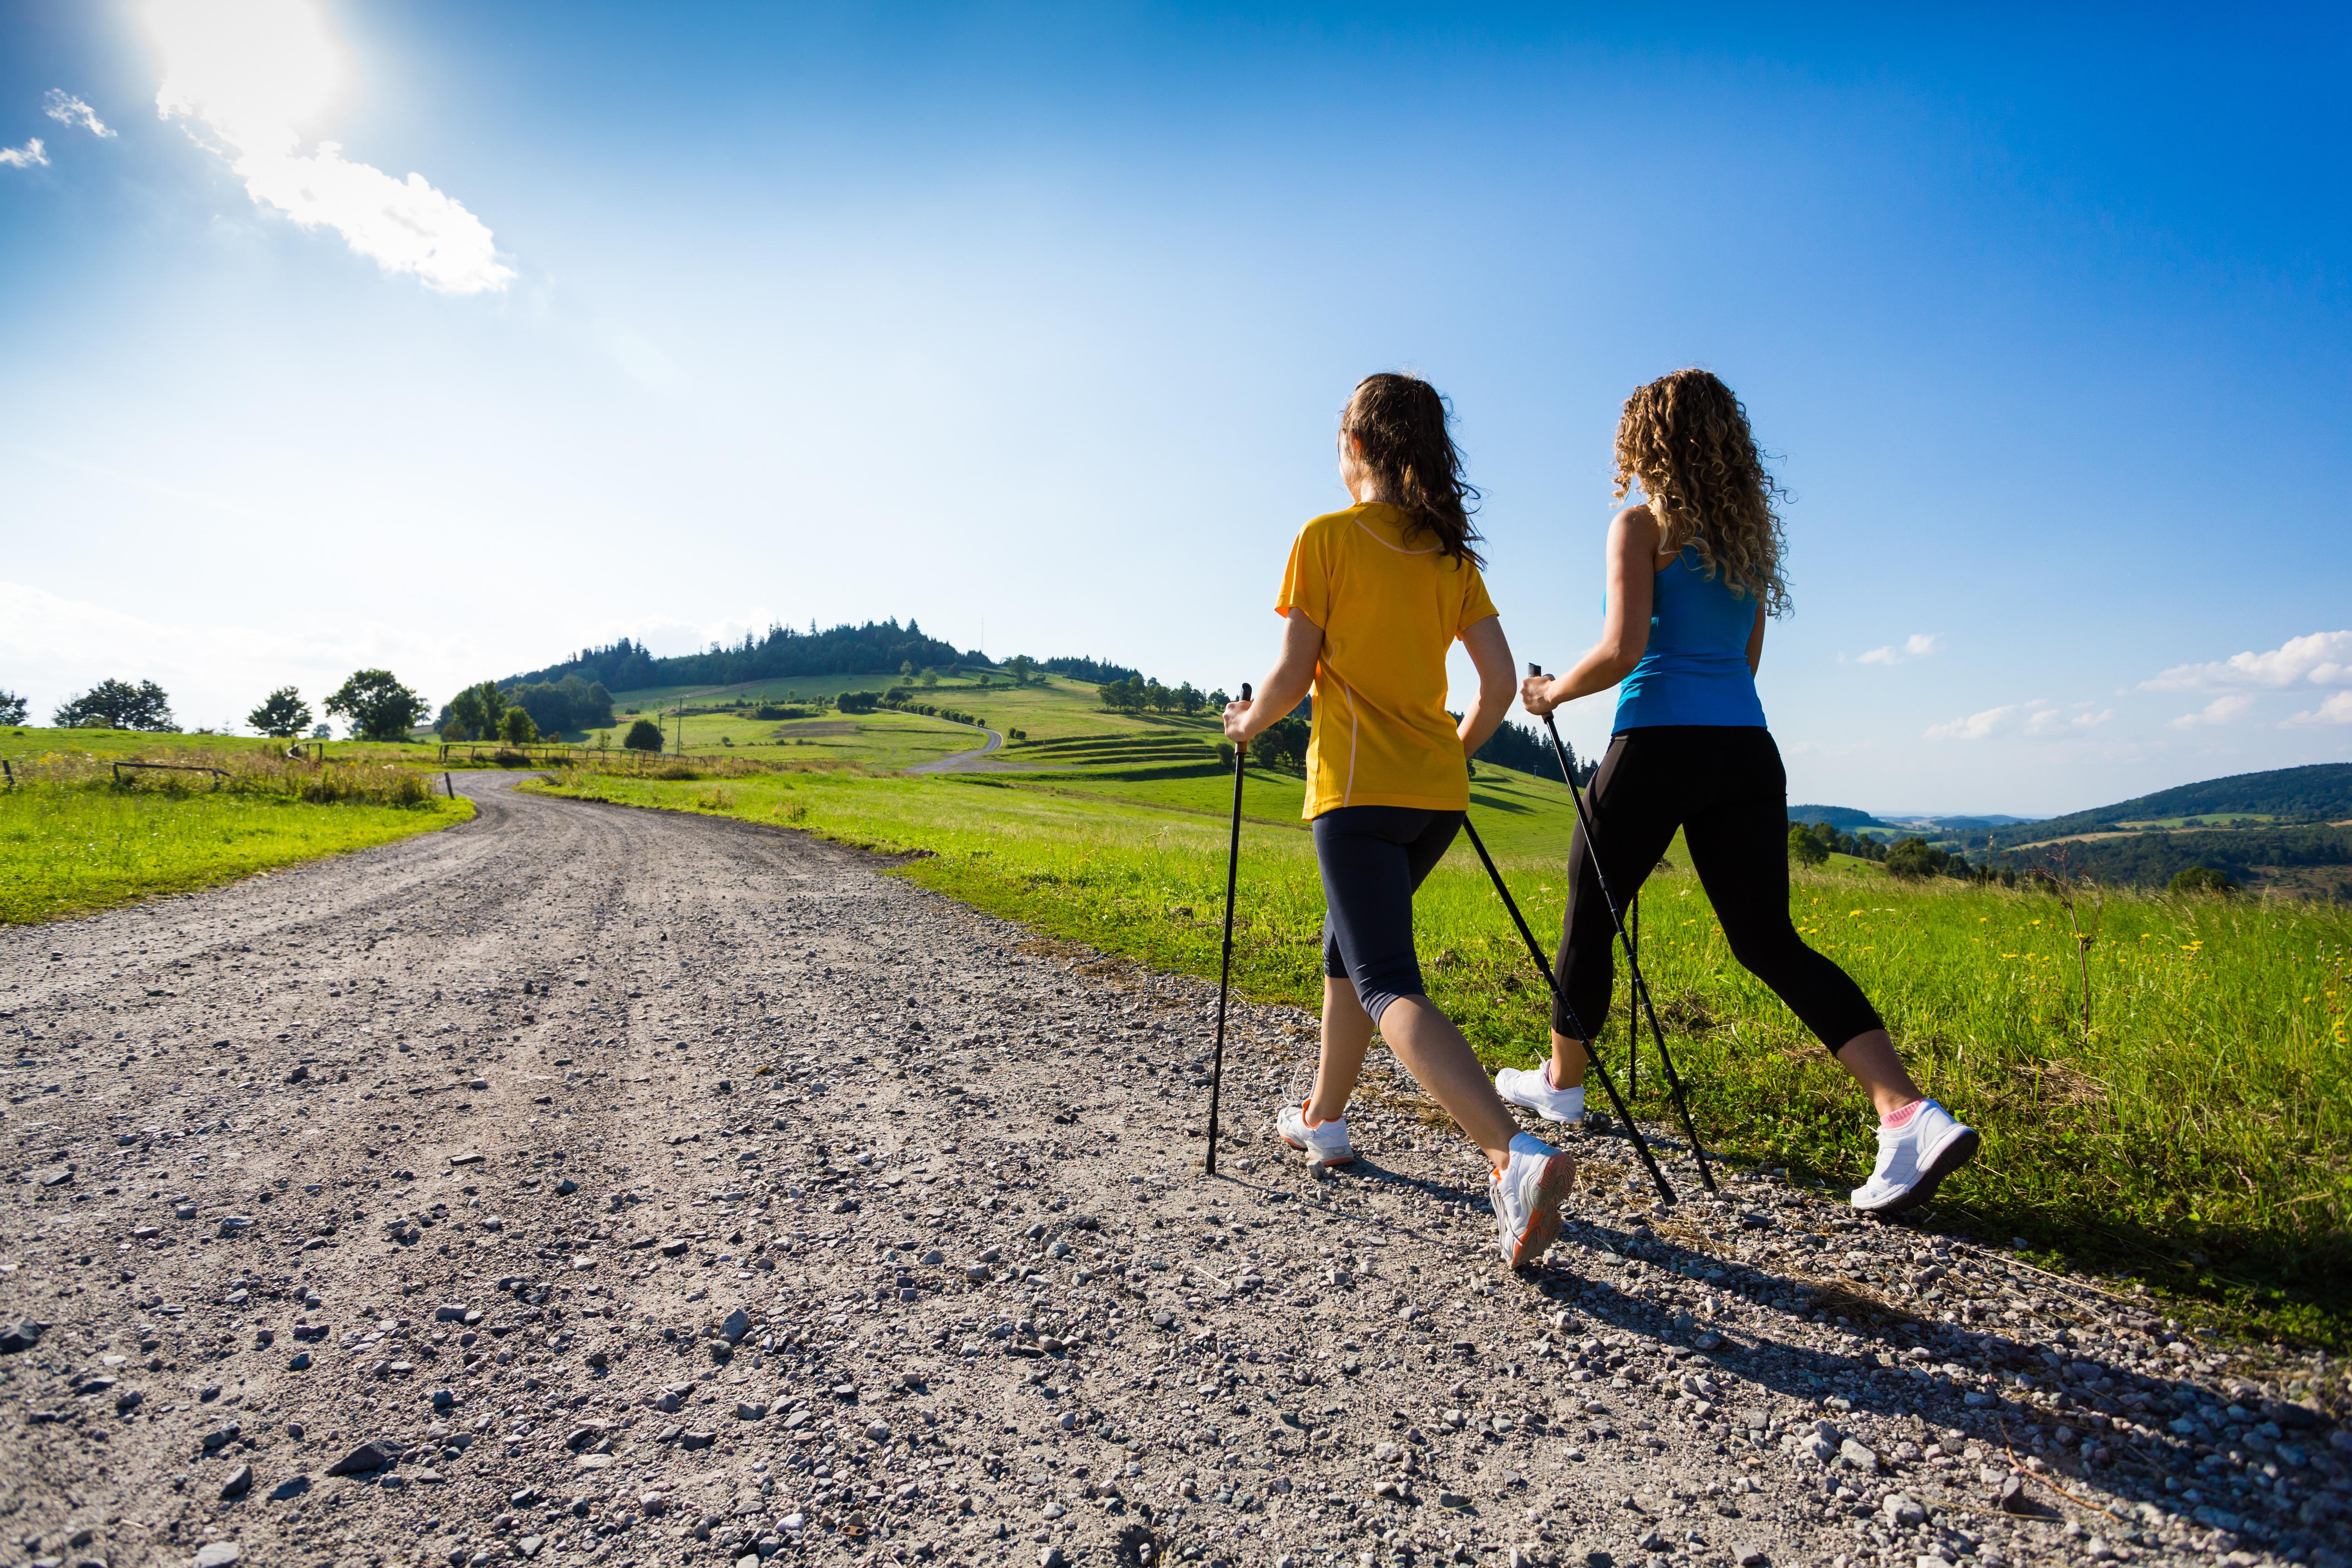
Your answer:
[1504,1152,1578,1269]
[1858,1126,1981,1216]
[1502,1090,1587,1127]
[1277,1133,1355,1168]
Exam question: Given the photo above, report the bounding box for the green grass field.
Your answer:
[526,760,2352,1347]
[0,781,472,924]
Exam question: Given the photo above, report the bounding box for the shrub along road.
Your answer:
[0,778,2342,1568]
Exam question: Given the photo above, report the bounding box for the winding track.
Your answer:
[0,777,2330,1568]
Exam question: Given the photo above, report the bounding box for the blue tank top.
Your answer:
[1612,546,1768,731]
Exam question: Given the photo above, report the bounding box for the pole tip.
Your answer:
[1240,682,1252,700]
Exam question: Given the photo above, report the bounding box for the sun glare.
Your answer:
[147,0,342,154]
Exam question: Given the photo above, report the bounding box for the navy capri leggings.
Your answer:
[1315,805,1464,1024]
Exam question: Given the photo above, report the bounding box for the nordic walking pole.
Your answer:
[1204,682,1251,1177]
[1529,664,1718,1193]
[1460,817,1676,1206]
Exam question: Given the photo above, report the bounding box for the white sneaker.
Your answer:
[1488,1132,1577,1269]
[1275,1100,1354,1167]
[1496,1063,1586,1125]
[1850,1099,1980,1215]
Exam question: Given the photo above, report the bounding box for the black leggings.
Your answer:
[1315,805,1465,1024]
[1552,726,1882,1052]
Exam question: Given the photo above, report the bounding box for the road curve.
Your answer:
[903,724,1004,774]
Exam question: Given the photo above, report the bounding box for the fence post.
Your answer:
[445,772,455,799]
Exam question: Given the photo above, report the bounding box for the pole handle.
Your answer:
[1240,682,1252,700]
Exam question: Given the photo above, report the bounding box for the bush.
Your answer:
[837,691,881,714]
[1884,836,1949,879]
[2169,865,2240,895]
[1787,824,1829,865]
[623,718,665,752]
[500,707,539,745]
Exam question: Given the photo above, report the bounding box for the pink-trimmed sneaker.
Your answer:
[1275,1099,1354,1166]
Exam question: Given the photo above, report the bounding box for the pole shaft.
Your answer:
[1206,682,1251,1176]
[1530,666,1716,1193]
[1460,818,1676,1206]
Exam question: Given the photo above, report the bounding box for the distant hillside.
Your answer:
[1982,763,2352,851]
[514,620,985,694]
[1993,825,2352,897]
[1788,804,1885,828]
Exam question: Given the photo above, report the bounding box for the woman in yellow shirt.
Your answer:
[1223,372,1576,1270]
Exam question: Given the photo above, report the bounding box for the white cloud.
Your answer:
[145,0,515,295]
[2168,694,2255,730]
[1927,696,2114,741]
[1851,632,1941,666]
[0,137,47,169]
[2283,691,2352,727]
[43,90,115,138]
[1927,701,2025,740]
[2142,630,2352,692]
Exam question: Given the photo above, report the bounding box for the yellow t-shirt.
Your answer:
[1276,501,1499,818]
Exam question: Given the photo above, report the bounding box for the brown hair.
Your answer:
[1613,368,1789,615]
[1342,372,1484,567]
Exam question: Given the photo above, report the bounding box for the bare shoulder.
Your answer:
[1607,502,1664,551]
[1609,501,1661,537]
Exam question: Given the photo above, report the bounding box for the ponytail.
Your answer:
[1341,373,1484,567]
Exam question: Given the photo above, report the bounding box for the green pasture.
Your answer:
[0,780,471,924]
[571,706,988,770]
[528,760,2352,1346]
[0,726,438,767]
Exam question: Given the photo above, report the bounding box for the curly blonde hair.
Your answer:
[1613,368,1789,616]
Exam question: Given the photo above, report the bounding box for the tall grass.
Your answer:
[529,765,2352,1344]
[0,765,470,923]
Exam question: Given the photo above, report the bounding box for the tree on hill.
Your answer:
[0,690,26,725]
[1473,719,1594,784]
[54,678,174,731]
[1043,655,1142,685]
[623,717,664,751]
[499,706,539,745]
[324,670,425,741]
[440,681,507,742]
[1252,712,1312,771]
[1004,655,1038,686]
[2169,866,2239,895]
[1788,824,1829,865]
[1884,837,1950,879]
[248,686,313,738]
[505,675,613,736]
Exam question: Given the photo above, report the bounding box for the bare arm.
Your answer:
[1456,615,1516,756]
[1222,608,1322,745]
[1522,505,1662,715]
[1746,602,1765,676]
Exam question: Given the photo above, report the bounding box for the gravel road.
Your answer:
[0,775,2343,1568]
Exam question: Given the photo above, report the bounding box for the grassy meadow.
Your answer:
[0,733,475,922]
[526,754,2352,1345]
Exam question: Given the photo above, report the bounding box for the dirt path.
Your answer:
[0,777,2342,1568]
[904,726,1004,775]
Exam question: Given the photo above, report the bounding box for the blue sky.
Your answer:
[2,2,2347,815]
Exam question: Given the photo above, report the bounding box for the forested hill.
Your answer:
[1982,762,2352,850]
[511,621,987,693]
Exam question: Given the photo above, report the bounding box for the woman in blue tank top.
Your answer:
[1504,369,1980,1217]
